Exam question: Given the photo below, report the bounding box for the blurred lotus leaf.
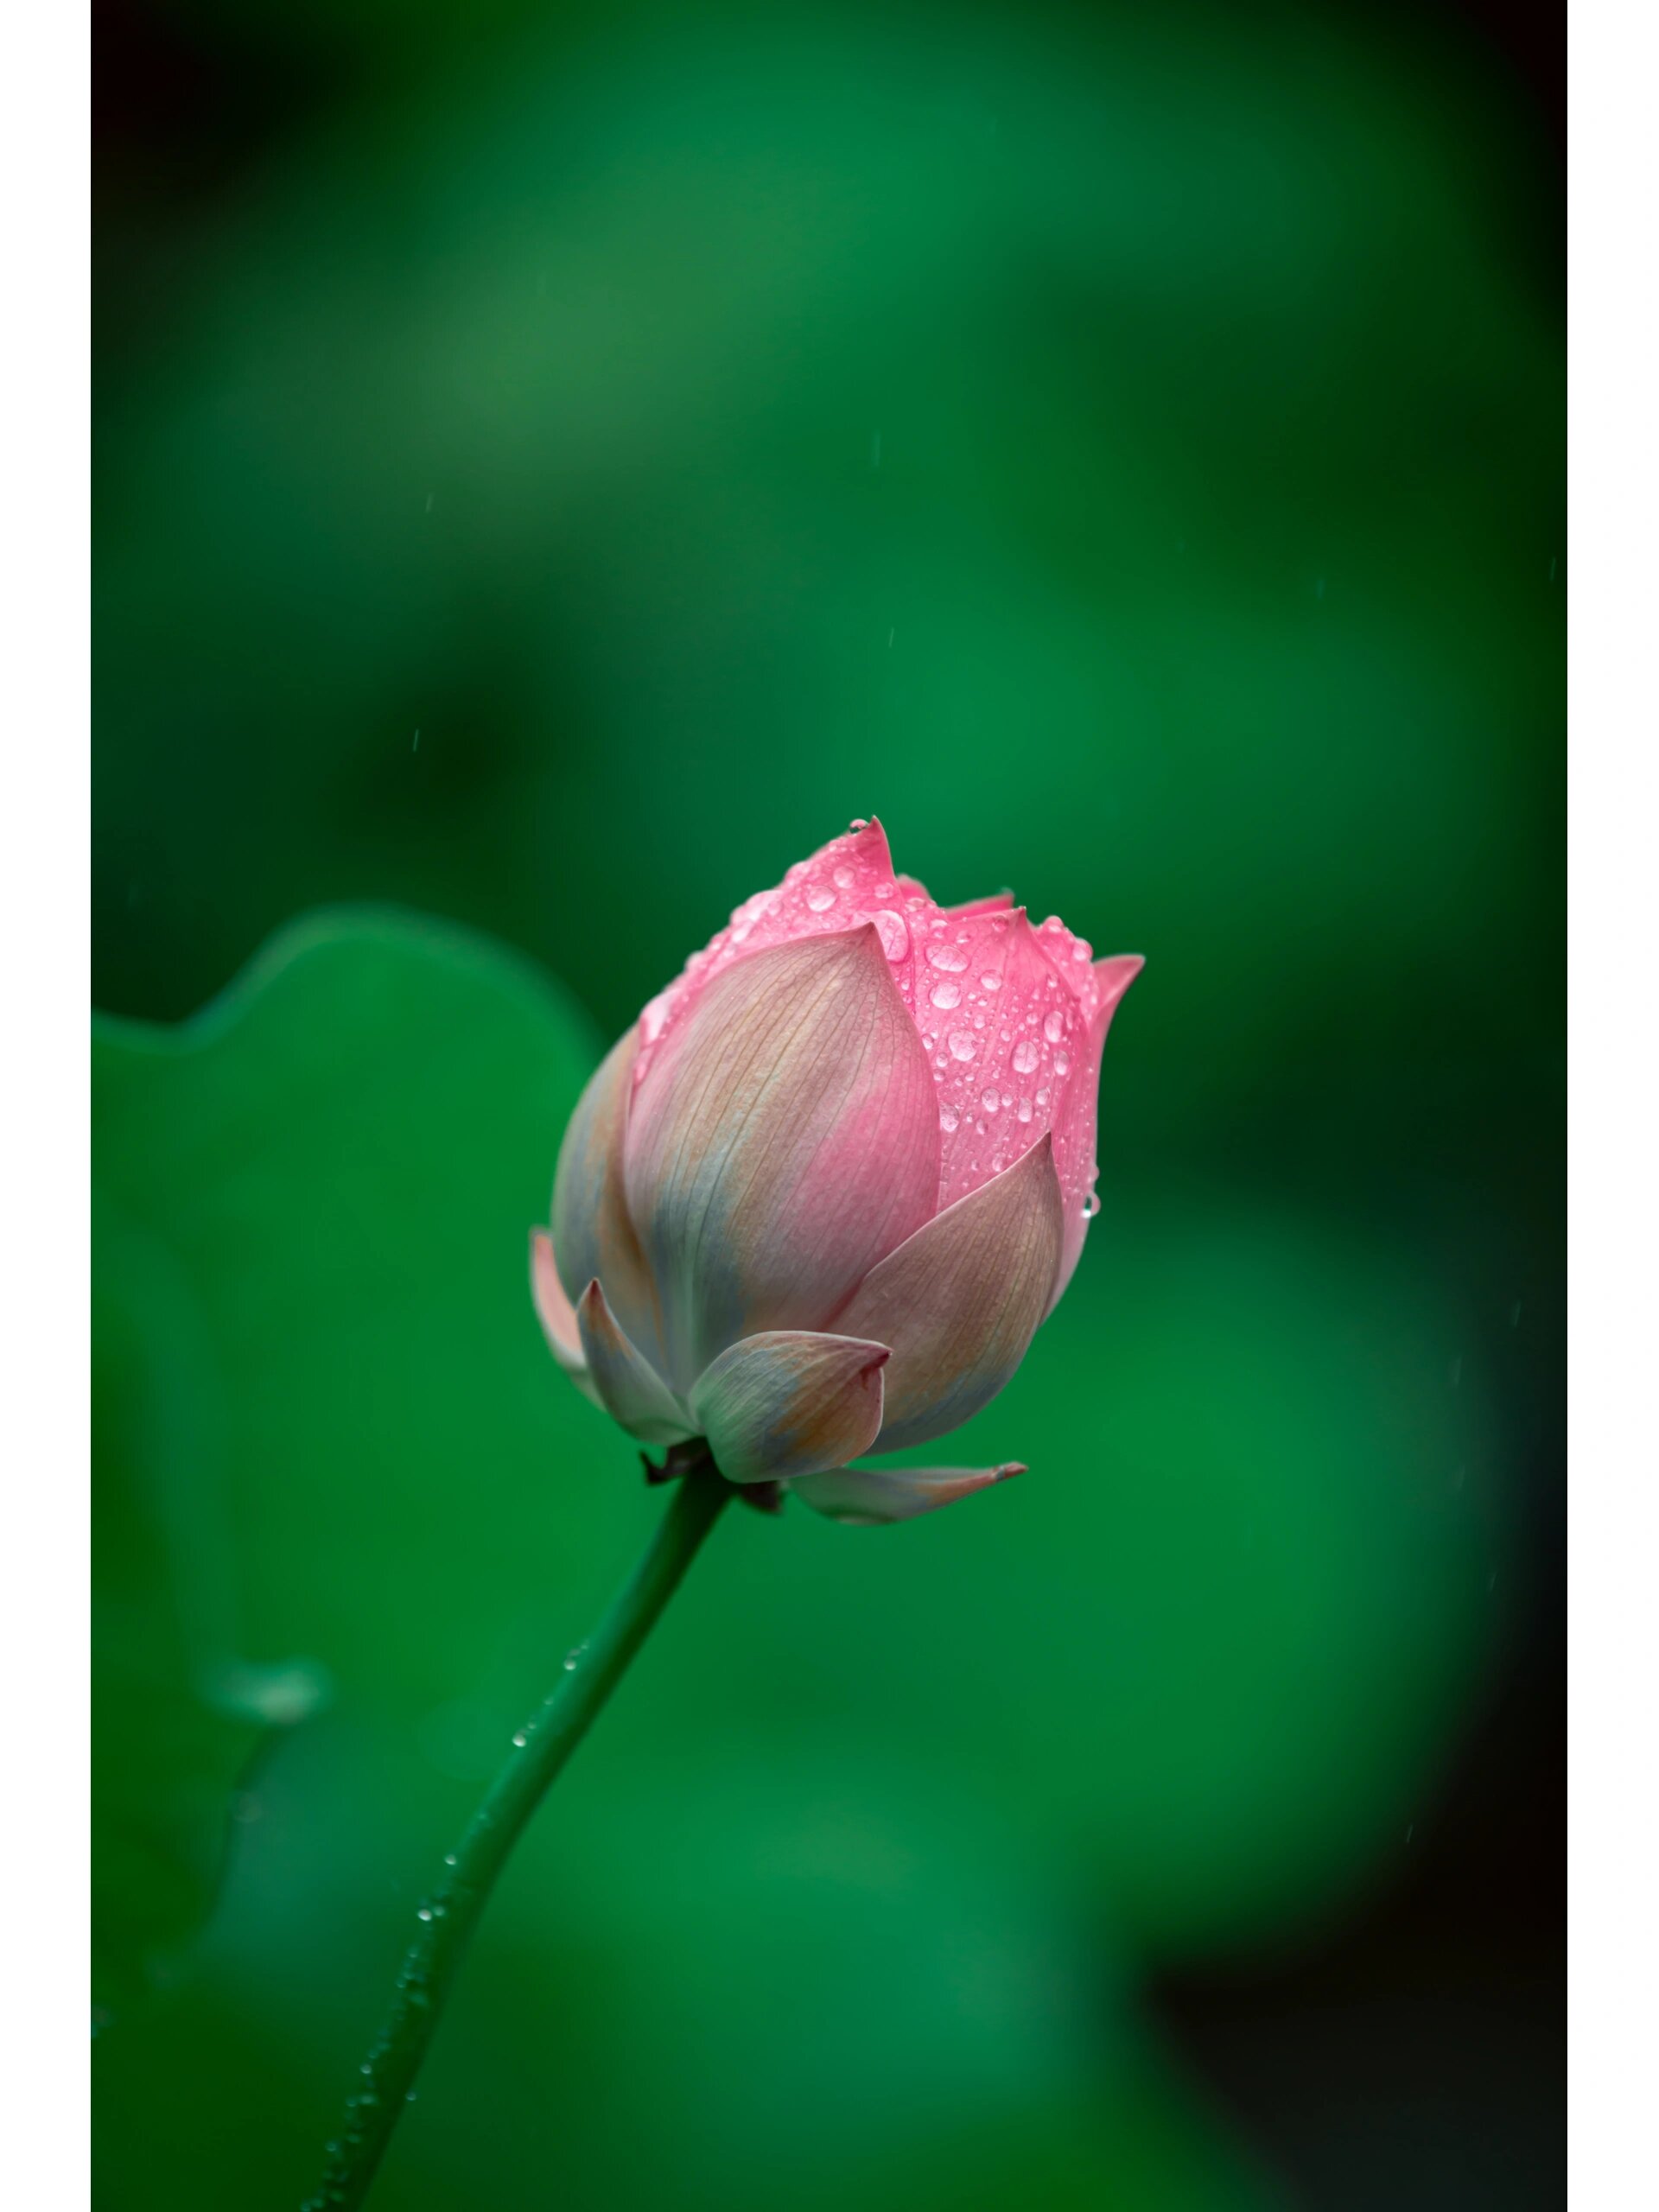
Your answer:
[92,1194,327,2015]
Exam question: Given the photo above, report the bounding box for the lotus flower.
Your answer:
[531,819,1140,1523]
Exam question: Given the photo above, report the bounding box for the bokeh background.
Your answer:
[92,1,1563,2206]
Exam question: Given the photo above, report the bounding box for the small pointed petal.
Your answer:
[530,1230,601,1407]
[792,1461,1026,1525]
[626,927,938,1389]
[690,1331,889,1484]
[1048,955,1142,1313]
[1090,953,1144,1020]
[552,1028,665,1372]
[832,1134,1064,1452]
[575,1280,696,1446]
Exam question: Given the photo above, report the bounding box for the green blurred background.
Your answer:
[92,1,1562,2205]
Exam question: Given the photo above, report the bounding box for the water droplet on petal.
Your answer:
[806,887,837,912]
[833,865,856,888]
[926,943,969,972]
[931,979,962,1010]
[871,910,909,961]
[981,1089,1001,1114]
[939,1105,959,1133]
[1043,1010,1065,1044]
[1012,1039,1039,1073]
[948,1031,977,1061]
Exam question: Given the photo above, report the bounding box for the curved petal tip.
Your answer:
[575,1278,696,1446]
[1093,953,1145,1016]
[690,1329,890,1484]
[790,1459,1025,1525]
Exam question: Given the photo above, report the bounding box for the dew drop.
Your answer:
[930,979,962,1010]
[871,910,909,962]
[511,1730,528,1748]
[416,1906,433,1922]
[833,865,856,888]
[806,887,837,912]
[982,1089,1001,1114]
[1053,1050,1071,1077]
[948,1031,977,1062]
[982,972,1002,991]
[1082,1191,1101,1218]
[1017,1097,1033,1122]
[1012,1039,1039,1073]
[1043,1010,1065,1044]
[926,943,969,972]
[939,1105,960,1133]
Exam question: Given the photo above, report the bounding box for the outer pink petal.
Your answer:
[915,905,1088,1210]
[690,1331,890,1485]
[791,1461,1025,1525]
[530,1230,601,1408]
[575,1279,696,1446]
[1047,954,1144,1314]
[625,926,939,1391]
[551,1027,664,1373]
[830,1133,1064,1453]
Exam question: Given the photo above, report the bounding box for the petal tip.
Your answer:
[1095,953,1145,1007]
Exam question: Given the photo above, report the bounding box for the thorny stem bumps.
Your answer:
[305,1457,733,2209]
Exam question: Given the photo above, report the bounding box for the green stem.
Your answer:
[305,1457,733,2210]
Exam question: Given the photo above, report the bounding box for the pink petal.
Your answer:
[575,1279,696,1446]
[625,927,939,1390]
[552,1027,665,1375]
[1047,953,1143,1313]
[917,906,1088,1211]
[791,1461,1025,1525]
[690,1331,890,1484]
[632,817,925,1090]
[529,1230,601,1408]
[831,1133,1064,1453]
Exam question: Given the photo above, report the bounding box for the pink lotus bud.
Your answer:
[531,820,1140,1523]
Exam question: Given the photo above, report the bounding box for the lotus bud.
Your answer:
[531,820,1141,1522]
